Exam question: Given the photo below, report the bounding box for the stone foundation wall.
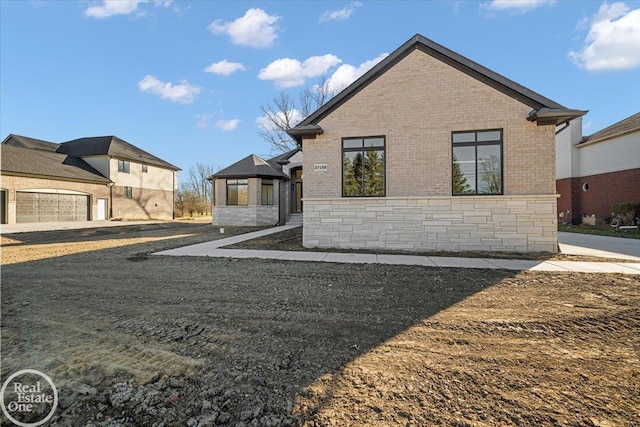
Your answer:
[213,205,279,226]
[303,195,558,253]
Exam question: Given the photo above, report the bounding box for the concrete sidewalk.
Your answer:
[154,226,640,275]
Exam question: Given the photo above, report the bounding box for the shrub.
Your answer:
[611,202,640,215]
[611,202,639,227]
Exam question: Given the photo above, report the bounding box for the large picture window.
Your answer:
[227,179,248,205]
[261,179,274,205]
[342,136,385,197]
[452,130,503,195]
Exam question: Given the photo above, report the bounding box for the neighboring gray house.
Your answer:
[210,148,302,226]
[1,134,180,224]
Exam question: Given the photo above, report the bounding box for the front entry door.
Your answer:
[97,198,107,220]
[292,168,303,213]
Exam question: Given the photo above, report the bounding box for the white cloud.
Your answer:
[215,119,241,131]
[319,1,362,23]
[569,2,640,71]
[481,0,554,13]
[196,114,212,128]
[84,0,172,18]
[258,54,342,88]
[85,0,146,18]
[138,75,201,104]
[209,8,280,48]
[204,60,246,76]
[256,109,304,132]
[325,53,388,94]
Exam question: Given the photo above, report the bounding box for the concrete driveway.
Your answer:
[558,231,640,261]
[0,220,163,234]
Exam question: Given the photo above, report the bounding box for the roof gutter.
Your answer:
[527,108,588,126]
[287,125,324,144]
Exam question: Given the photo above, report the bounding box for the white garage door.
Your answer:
[16,192,89,223]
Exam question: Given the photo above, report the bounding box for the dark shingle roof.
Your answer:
[0,144,111,184]
[59,136,179,170]
[211,154,287,179]
[267,147,301,167]
[290,34,586,141]
[582,112,640,144]
[2,134,60,152]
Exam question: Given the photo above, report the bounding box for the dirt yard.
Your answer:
[1,222,639,426]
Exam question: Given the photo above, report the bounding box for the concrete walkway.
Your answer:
[154,226,640,275]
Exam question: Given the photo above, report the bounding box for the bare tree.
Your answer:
[258,75,336,154]
[258,92,300,154]
[186,162,215,207]
[299,73,333,118]
[175,184,207,217]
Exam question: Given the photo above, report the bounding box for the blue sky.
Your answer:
[1,0,639,183]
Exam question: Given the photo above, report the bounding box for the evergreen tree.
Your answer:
[452,155,472,195]
[364,150,384,196]
[343,152,363,196]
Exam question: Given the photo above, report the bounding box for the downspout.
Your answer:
[107,156,114,219]
[108,182,115,219]
[276,179,284,226]
[208,176,215,223]
[172,170,176,219]
[555,121,571,135]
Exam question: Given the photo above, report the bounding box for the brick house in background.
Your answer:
[1,134,179,224]
[284,34,586,253]
[556,112,640,225]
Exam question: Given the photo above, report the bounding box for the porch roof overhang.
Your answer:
[527,108,588,126]
[287,125,324,144]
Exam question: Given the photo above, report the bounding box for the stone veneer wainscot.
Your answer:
[303,195,558,253]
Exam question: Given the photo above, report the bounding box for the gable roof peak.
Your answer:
[290,33,585,141]
[2,134,61,152]
[252,154,270,166]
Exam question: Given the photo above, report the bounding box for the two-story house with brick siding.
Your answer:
[284,34,586,253]
[1,134,179,224]
[556,113,640,225]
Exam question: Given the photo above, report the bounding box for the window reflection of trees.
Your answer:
[452,130,502,195]
[343,150,384,196]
